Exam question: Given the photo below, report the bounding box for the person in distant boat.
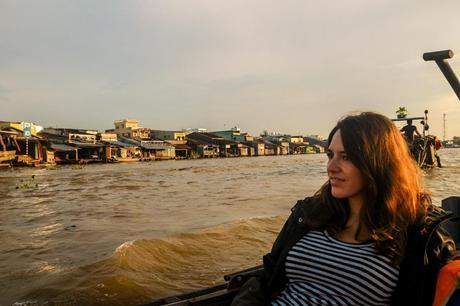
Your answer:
[434,136,442,168]
[400,119,421,143]
[231,112,457,306]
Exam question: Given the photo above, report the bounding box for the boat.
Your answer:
[143,48,460,306]
[142,197,460,306]
[141,266,261,306]
[392,110,441,169]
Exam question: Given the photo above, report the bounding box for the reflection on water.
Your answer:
[0,150,459,305]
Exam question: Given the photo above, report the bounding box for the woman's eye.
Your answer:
[342,155,349,161]
[326,152,333,159]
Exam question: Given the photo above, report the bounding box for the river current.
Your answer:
[1,149,459,306]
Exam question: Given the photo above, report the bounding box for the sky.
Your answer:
[1,0,460,139]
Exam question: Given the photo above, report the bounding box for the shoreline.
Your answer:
[0,150,325,171]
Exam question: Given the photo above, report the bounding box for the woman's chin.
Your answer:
[331,190,347,199]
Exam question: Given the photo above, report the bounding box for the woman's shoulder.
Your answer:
[289,196,330,228]
[426,204,454,219]
[290,196,321,213]
[418,205,455,232]
[409,205,456,252]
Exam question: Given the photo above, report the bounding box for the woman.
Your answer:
[231,112,456,306]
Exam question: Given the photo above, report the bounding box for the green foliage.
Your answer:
[396,107,408,119]
[15,175,39,189]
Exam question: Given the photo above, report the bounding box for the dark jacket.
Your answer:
[231,197,458,306]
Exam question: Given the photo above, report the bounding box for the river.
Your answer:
[1,149,459,306]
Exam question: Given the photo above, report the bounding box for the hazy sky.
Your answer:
[2,0,460,138]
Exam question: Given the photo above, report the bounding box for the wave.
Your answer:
[11,216,286,306]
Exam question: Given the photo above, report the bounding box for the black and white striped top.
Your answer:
[271,230,400,306]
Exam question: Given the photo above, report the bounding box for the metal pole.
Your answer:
[423,50,460,101]
[443,113,446,141]
[26,138,29,163]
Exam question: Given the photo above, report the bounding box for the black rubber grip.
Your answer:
[423,50,453,61]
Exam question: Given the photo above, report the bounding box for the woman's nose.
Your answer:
[327,158,340,173]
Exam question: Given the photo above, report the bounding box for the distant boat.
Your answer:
[392,111,441,168]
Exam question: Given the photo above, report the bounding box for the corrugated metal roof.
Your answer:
[117,136,172,150]
[173,143,192,150]
[101,140,135,148]
[140,143,172,150]
[118,136,140,144]
[69,141,105,148]
[186,138,208,146]
[50,143,76,152]
[0,130,21,135]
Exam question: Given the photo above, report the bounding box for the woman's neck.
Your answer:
[348,194,365,216]
[336,196,371,243]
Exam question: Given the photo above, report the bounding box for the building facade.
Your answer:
[110,119,150,140]
[150,130,186,141]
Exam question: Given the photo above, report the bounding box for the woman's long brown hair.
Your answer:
[313,112,429,264]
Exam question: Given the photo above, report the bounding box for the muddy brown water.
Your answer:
[1,150,459,306]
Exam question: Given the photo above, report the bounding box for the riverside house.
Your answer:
[262,135,290,155]
[210,127,248,142]
[0,121,46,166]
[303,136,327,150]
[186,138,220,158]
[0,128,45,167]
[165,140,193,159]
[289,141,310,154]
[150,129,192,159]
[210,128,252,156]
[186,132,245,157]
[39,128,78,164]
[260,139,276,155]
[41,127,105,164]
[0,130,17,167]
[1,118,327,168]
[288,135,304,143]
[120,137,175,160]
[248,139,265,156]
[150,130,186,141]
[109,119,150,140]
[98,133,141,162]
[68,132,105,163]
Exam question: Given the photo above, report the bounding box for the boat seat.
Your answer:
[433,260,460,306]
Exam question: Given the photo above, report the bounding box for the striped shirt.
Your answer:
[271,230,400,306]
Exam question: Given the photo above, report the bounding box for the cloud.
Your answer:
[1,0,460,136]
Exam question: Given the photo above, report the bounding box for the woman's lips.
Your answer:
[329,177,345,185]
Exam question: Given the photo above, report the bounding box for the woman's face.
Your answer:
[327,129,367,203]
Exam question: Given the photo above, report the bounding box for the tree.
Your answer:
[396,107,408,119]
